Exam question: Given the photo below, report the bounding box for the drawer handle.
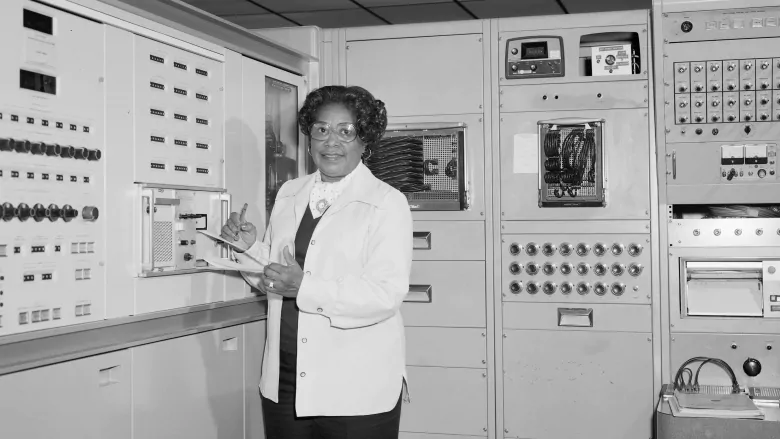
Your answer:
[413,232,431,250]
[405,285,432,303]
[557,307,593,327]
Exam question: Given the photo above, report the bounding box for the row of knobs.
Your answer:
[0,203,98,222]
[679,61,777,73]
[510,261,643,277]
[680,113,777,123]
[0,138,101,161]
[509,280,629,296]
[678,82,777,92]
[680,97,778,108]
[509,242,643,257]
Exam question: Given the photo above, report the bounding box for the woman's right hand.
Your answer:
[221,203,257,252]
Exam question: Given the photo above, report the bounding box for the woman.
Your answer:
[221,85,413,438]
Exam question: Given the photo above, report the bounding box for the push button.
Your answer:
[317,308,323,313]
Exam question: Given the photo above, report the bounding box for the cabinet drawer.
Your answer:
[402,366,488,436]
[413,221,485,261]
[403,261,486,328]
[503,302,651,333]
[406,327,486,368]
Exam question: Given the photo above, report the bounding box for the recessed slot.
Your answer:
[56,121,62,128]
[195,68,208,76]
[150,54,165,64]
[150,81,165,90]
[150,135,165,143]
[42,120,48,126]
[42,173,49,180]
[31,245,45,253]
[23,9,53,35]
[52,308,61,319]
[83,126,90,133]
[23,274,34,282]
[174,62,187,71]
[150,108,165,117]
[20,69,56,95]
[196,93,208,101]
[70,176,77,182]
[54,245,61,252]
[41,273,52,280]
[0,245,6,257]
[41,309,49,321]
[174,139,188,147]
[11,115,18,122]
[27,172,34,179]
[56,174,63,181]
[196,167,209,174]
[150,162,166,170]
[195,118,208,125]
[14,247,21,254]
[174,87,188,96]
[11,171,19,178]
[83,176,90,183]
[174,165,188,172]
[69,124,76,131]
[31,310,40,323]
[174,113,188,121]
[27,117,34,124]
[195,142,209,150]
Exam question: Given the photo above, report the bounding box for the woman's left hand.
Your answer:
[260,246,304,298]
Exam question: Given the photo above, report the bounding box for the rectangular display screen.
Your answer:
[23,9,53,35]
[20,69,57,95]
[521,42,548,60]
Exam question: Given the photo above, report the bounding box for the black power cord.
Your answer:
[673,356,740,394]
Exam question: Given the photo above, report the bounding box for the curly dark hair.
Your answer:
[298,85,388,148]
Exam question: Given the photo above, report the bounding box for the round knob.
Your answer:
[743,358,762,377]
[511,48,518,55]
[16,203,31,221]
[695,100,704,107]
[509,281,522,294]
[712,115,720,122]
[1,203,15,221]
[0,138,12,151]
[711,99,720,107]
[744,82,753,90]
[73,147,88,160]
[611,243,625,255]
[593,243,606,256]
[727,83,736,90]
[761,114,769,121]
[560,282,573,295]
[695,85,703,92]
[60,146,75,158]
[762,61,770,69]
[745,62,753,70]
[30,142,45,155]
[45,143,61,156]
[594,263,607,276]
[576,282,590,295]
[529,64,537,71]
[762,98,770,105]
[559,242,573,256]
[678,66,686,73]
[628,263,643,277]
[758,169,767,178]
[611,263,625,276]
[745,114,753,121]
[526,243,539,256]
[727,63,736,71]
[541,243,557,257]
[47,204,60,221]
[694,65,702,72]
[728,115,736,122]
[762,82,770,89]
[594,282,607,296]
[542,281,557,295]
[542,263,557,276]
[577,263,590,276]
[576,243,591,256]
[560,263,573,275]
[526,282,539,295]
[509,262,522,275]
[88,149,102,161]
[711,84,720,91]
[62,204,78,222]
[745,98,753,105]
[184,253,194,262]
[14,139,31,153]
[628,243,643,256]
[509,243,522,255]
[679,116,688,123]
[678,85,688,92]
[526,263,539,276]
[81,206,99,221]
[679,101,688,107]
[611,282,626,296]
[711,64,719,71]
[32,203,47,222]
[695,116,703,123]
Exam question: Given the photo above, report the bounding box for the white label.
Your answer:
[513,133,538,174]
[549,49,561,59]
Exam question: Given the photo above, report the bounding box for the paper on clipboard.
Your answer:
[204,257,267,273]
[198,229,248,251]
[513,133,538,174]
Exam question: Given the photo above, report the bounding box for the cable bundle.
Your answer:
[543,127,597,198]
[364,136,427,193]
[673,356,740,394]
[707,205,780,218]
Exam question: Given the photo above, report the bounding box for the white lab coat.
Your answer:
[235,163,413,417]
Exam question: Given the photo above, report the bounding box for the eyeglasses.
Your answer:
[310,122,358,142]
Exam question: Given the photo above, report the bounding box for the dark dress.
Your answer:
[261,204,402,439]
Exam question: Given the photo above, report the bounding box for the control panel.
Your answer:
[502,234,651,304]
[134,36,225,189]
[720,143,776,181]
[0,3,105,335]
[505,36,564,79]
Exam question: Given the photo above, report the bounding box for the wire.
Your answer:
[672,356,740,394]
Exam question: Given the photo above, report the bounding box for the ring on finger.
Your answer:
[269,281,274,289]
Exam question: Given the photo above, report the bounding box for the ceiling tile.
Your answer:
[373,3,473,25]
[181,0,266,16]
[562,0,650,13]
[356,0,452,5]
[462,0,562,18]
[284,8,386,27]
[222,13,294,28]
[251,0,356,13]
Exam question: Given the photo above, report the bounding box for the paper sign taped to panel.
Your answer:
[513,133,538,174]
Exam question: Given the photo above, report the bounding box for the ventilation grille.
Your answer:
[152,221,173,263]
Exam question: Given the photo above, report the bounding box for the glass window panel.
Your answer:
[265,77,300,220]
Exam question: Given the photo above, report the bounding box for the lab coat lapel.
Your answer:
[324,164,379,218]
[293,175,316,227]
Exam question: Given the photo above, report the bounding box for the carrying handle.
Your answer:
[413,232,431,250]
[557,307,594,327]
[405,285,432,303]
[140,188,155,272]
[672,150,677,180]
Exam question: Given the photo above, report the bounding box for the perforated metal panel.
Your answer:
[152,221,174,264]
[418,133,460,202]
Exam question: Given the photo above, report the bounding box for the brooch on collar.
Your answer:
[315,198,330,214]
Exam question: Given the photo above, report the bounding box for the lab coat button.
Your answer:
[317,308,323,313]
[305,271,311,275]
[300,372,306,377]
[310,240,315,245]
[302,338,307,343]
